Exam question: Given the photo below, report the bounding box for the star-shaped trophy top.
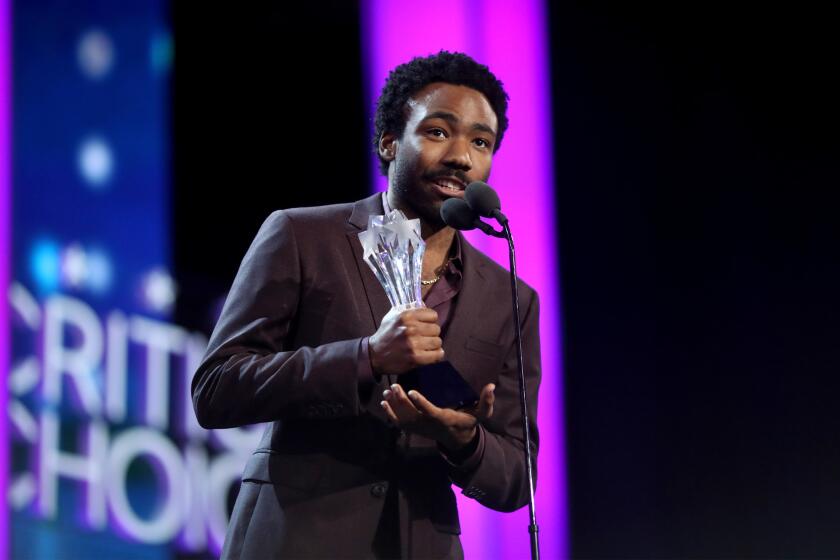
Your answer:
[358,208,425,310]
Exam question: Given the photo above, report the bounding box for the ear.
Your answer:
[378,132,398,162]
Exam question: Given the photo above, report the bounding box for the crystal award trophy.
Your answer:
[358,208,425,312]
[358,208,479,409]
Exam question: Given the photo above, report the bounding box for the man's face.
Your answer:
[381,82,498,228]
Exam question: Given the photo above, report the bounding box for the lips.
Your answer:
[430,176,467,198]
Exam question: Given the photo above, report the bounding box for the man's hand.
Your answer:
[380,382,496,451]
[369,307,445,376]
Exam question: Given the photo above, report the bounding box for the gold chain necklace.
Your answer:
[421,257,454,286]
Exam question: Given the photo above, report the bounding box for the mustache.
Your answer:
[423,169,469,184]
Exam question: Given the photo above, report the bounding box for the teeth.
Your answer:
[436,180,462,191]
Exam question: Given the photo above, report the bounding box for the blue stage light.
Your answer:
[29,239,61,293]
[86,248,113,293]
[77,28,115,81]
[60,242,88,288]
[77,136,114,188]
[149,30,172,75]
[141,267,177,314]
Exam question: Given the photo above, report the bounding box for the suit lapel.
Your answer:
[345,193,392,330]
[441,233,490,391]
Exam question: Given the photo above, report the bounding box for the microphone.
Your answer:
[440,198,478,230]
[440,198,504,238]
[465,181,508,224]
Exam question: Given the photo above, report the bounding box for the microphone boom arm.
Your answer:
[474,218,506,238]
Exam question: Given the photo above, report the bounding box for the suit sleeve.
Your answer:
[439,289,541,513]
[191,210,373,429]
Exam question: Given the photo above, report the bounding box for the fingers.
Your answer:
[411,335,442,352]
[371,308,443,376]
[379,308,439,336]
[382,385,481,448]
[381,385,450,428]
[382,384,420,424]
[412,347,445,366]
[405,331,444,365]
[475,383,495,420]
[401,318,441,338]
[380,400,399,425]
[401,308,439,325]
[405,389,442,421]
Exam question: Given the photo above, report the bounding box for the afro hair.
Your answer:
[372,51,509,176]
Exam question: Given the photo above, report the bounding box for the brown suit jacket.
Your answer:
[192,193,541,559]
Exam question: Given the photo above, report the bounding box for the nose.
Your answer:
[442,137,472,171]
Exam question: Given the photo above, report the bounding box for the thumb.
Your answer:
[476,383,495,420]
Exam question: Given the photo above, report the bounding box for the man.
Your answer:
[192,51,541,559]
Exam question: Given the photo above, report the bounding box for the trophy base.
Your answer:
[402,360,480,410]
[390,300,425,313]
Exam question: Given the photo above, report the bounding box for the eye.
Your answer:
[427,128,447,138]
[474,138,491,149]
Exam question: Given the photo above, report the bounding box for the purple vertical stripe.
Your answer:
[0,0,10,556]
[361,2,567,559]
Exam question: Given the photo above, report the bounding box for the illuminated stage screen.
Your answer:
[7,1,255,558]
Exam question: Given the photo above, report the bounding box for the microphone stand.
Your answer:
[501,219,540,560]
[483,214,541,560]
[443,196,540,559]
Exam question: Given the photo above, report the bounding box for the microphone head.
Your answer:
[440,198,478,231]
[465,181,501,218]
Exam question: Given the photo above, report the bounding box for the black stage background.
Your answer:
[172,1,368,335]
[550,3,840,558]
[173,2,840,557]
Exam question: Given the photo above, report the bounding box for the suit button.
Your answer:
[464,487,481,498]
[370,483,388,498]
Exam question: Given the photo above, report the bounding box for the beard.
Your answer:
[390,161,447,229]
